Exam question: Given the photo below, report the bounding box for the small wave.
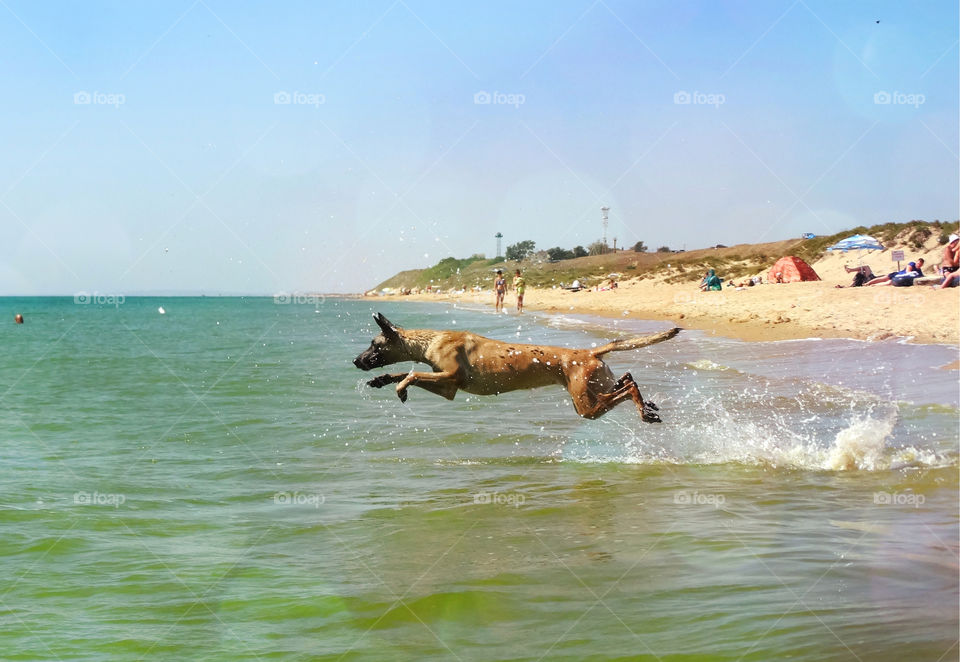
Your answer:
[544,315,591,328]
[687,359,735,372]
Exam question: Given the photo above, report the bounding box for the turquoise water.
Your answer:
[1,296,957,661]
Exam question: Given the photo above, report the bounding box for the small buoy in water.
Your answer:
[14,314,24,324]
[158,306,166,315]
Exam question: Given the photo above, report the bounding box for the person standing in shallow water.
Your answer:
[513,269,525,313]
[494,270,506,313]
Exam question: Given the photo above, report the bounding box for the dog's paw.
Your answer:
[641,401,662,423]
[367,374,395,389]
[396,386,408,403]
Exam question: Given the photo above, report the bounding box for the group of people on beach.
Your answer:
[482,235,959,317]
[494,268,525,313]
[695,234,960,293]
[839,234,959,289]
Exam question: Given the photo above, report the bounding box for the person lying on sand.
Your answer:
[846,263,874,285]
[865,259,924,287]
[598,279,618,291]
[835,264,875,288]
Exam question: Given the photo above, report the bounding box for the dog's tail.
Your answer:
[591,327,681,357]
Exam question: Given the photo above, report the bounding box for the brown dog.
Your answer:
[354,313,680,422]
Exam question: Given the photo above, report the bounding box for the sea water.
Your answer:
[1,296,957,661]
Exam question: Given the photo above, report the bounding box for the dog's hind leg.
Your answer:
[611,371,634,391]
[570,388,634,420]
[569,373,661,423]
[616,373,661,423]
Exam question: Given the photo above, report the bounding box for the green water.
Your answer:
[1,297,957,660]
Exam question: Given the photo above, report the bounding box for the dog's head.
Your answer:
[353,313,405,371]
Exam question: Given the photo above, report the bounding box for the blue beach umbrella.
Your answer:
[826,234,884,252]
[826,234,883,269]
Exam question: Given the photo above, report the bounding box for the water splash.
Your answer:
[557,387,955,472]
[824,413,896,470]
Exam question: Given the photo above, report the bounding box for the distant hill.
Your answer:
[369,220,958,293]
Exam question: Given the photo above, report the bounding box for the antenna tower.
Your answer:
[601,207,610,251]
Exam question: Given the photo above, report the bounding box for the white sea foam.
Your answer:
[544,315,590,328]
[558,398,954,472]
[687,359,734,372]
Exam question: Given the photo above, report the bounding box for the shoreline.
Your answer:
[369,277,960,346]
[365,230,960,347]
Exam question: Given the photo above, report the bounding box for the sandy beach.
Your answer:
[373,248,960,346]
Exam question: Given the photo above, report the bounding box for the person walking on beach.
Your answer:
[514,269,526,313]
[494,269,507,312]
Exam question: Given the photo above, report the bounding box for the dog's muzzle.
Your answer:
[353,352,381,370]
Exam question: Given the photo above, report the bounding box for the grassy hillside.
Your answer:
[370,220,958,293]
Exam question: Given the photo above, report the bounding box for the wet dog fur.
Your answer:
[354,313,680,422]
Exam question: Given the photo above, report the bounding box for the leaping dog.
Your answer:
[354,313,680,422]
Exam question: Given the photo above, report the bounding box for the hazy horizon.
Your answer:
[2,1,957,296]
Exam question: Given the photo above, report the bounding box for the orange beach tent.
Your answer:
[767,256,820,283]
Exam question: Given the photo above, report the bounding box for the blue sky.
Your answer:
[1,0,957,294]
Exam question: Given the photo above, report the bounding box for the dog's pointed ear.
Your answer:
[373,312,400,338]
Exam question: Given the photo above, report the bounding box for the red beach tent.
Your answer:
[767,256,820,283]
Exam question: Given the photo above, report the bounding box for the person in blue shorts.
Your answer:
[866,259,924,287]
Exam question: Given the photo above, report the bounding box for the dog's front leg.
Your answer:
[366,373,406,389]
[395,370,458,403]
